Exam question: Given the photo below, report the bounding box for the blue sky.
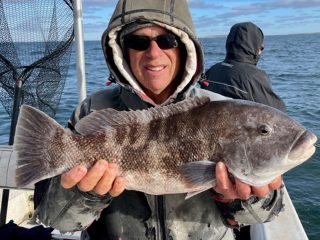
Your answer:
[81,0,320,40]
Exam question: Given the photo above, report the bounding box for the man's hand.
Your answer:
[214,162,282,201]
[60,159,126,197]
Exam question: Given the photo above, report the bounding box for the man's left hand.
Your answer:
[213,162,282,201]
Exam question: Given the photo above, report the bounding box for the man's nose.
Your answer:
[146,40,162,57]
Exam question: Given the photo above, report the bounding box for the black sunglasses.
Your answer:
[123,33,179,51]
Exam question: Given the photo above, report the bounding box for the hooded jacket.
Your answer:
[203,22,286,111]
[101,0,204,106]
[34,3,284,240]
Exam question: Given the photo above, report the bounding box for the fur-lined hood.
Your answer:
[101,0,204,105]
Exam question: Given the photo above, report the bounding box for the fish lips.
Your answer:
[288,130,317,162]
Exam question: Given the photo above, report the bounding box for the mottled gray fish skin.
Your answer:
[14,97,317,195]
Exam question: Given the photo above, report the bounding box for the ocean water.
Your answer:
[0,33,319,239]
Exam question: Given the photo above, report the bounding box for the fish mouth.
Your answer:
[288,130,317,162]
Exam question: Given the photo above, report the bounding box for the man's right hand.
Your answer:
[60,159,126,197]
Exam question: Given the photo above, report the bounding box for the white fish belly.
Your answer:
[124,172,212,195]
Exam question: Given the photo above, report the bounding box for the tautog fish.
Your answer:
[14,97,317,196]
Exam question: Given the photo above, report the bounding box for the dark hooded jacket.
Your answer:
[33,4,284,240]
[203,22,286,111]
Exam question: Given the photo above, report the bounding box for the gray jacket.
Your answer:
[34,1,284,239]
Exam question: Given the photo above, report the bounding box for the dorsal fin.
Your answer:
[75,96,210,135]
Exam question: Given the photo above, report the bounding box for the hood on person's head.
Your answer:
[225,22,264,65]
[101,0,204,106]
[118,21,154,51]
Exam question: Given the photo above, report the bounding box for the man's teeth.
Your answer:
[147,66,165,71]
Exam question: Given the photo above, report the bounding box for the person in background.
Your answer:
[34,2,283,240]
[202,22,286,111]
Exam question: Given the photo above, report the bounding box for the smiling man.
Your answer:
[125,26,182,104]
[34,1,284,239]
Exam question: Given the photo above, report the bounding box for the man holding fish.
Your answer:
[20,0,315,239]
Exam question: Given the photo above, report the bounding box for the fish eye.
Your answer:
[258,125,272,136]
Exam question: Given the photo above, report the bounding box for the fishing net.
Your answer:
[0,0,74,117]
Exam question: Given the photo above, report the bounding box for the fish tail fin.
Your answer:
[181,160,216,198]
[14,105,64,187]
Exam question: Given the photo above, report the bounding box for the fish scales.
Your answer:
[122,110,210,174]
[14,97,317,196]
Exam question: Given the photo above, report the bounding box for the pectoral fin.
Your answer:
[181,160,216,187]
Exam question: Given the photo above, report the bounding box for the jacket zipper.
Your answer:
[156,195,166,240]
